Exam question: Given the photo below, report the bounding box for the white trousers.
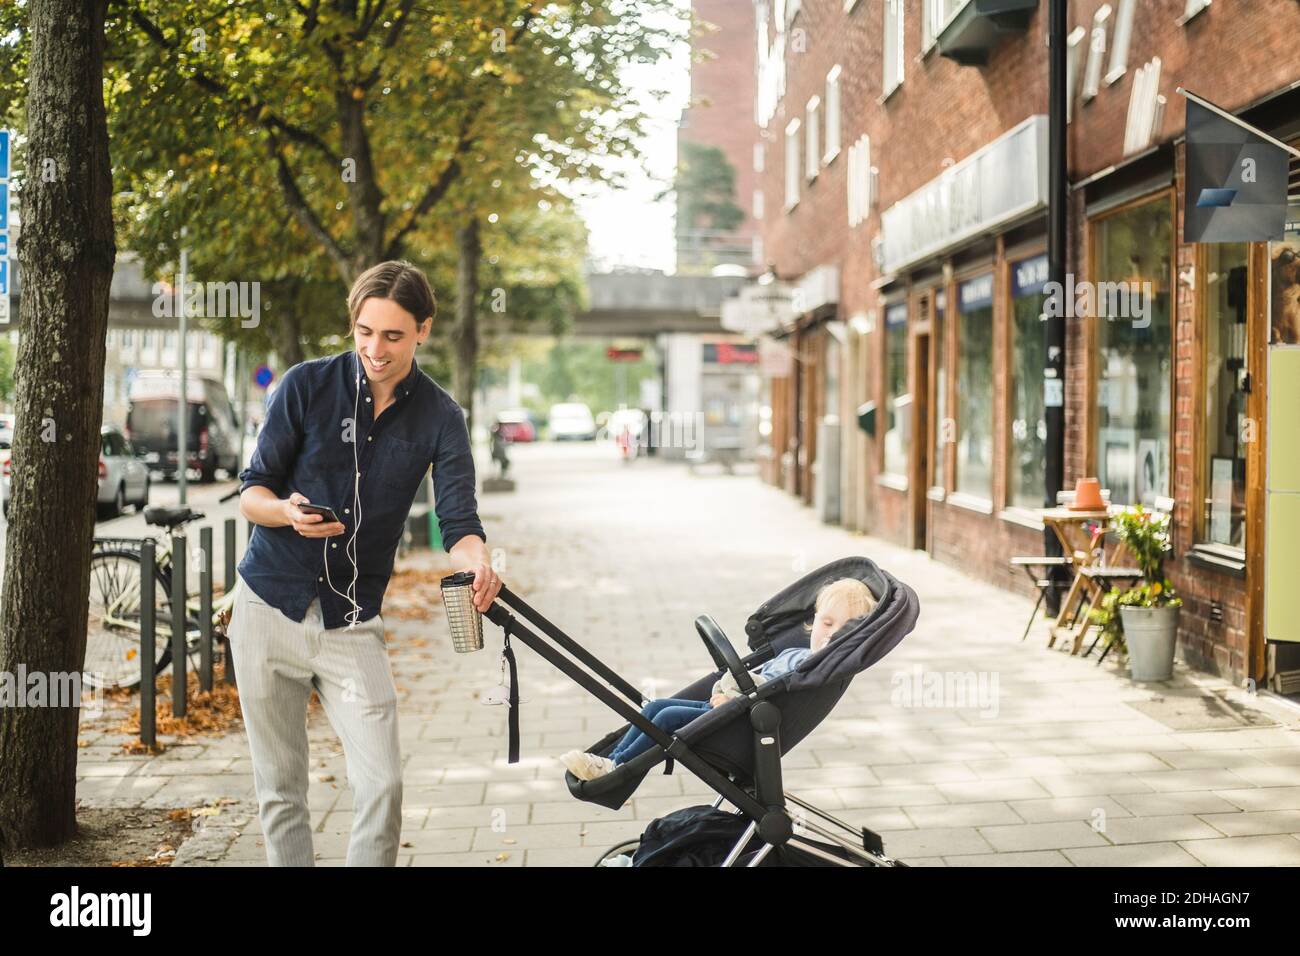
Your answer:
[228,574,403,866]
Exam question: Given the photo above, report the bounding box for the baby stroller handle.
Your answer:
[695,615,756,695]
[491,583,645,703]
[483,585,685,758]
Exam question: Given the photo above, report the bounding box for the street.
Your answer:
[71,441,1300,866]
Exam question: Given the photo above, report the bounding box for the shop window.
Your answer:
[883,303,909,477]
[932,290,947,491]
[1009,254,1048,510]
[1093,193,1173,507]
[1200,242,1249,551]
[956,274,994,500]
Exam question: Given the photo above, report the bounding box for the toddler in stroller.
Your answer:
[559,578,876,781]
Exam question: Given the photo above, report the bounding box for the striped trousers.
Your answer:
[228,574,403,866]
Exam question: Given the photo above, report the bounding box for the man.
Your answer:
[231,260,501,866]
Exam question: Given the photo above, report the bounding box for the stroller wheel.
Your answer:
[594,838,640,867]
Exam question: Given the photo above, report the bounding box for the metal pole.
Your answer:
[199,525,213,693]
[140,540,156,748]
[224,517,236,592]
[171,531,188,717]
[225,515,238,687]
[236,348,248,475]
[1044,0,1069,616]
[178,236,189,505]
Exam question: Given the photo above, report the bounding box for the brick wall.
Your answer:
[750,0,1300,683]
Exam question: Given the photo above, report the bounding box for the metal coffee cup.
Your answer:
[440,570,484,653]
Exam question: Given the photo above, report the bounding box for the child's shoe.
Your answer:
[560,749,618,781]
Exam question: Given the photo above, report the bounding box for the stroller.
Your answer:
[441,556,920,867]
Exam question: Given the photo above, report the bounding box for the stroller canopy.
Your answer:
[567,556,921,809]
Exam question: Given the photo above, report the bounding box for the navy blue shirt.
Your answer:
[238,350,485,628]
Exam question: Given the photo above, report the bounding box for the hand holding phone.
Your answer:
[285,492,346,537]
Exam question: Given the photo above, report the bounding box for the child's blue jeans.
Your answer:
[610,697,712,764]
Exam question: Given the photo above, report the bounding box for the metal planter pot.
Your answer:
[1119,605,1180,681]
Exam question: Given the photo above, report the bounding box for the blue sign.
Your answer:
[0,259,8,295]
[0,182,7,230]
[959,273,994,311]
[0,130,8,181]
[1012,254,1049,298]
[0,235,7,257]
[254,364,274,389]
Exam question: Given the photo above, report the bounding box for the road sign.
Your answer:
[0,295,8,324]
[0,130,9,181]
[0,182,8,230]
[254,364,274,389]
[0,235,7,257]
[0,260,8,296]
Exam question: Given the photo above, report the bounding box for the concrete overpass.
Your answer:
[5,261,748,339]
[573,271,747,336]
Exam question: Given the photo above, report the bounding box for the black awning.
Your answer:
[937,0,1039,67]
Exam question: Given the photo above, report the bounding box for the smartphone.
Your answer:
[297,503,342,524]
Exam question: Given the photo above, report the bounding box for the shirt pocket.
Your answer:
[375,434,430,497]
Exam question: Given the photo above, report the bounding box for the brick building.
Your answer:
[737,0,1300,694]
[676,0,762,274]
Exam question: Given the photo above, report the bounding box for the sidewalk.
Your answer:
[74,442,1300,866]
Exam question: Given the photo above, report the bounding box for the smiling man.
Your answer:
[229,260,501,867]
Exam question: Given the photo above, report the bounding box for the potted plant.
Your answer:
[1110,504,1182,681]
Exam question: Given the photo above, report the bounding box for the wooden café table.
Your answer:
[1039,506,1115,652]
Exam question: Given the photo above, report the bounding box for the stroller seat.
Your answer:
[475,556,920,866]
[565,557,915,809]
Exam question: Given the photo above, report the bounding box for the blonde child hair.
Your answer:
[804,578,877,632]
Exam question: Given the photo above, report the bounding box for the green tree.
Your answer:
[95,0,680,402]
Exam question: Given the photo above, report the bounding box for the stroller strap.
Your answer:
[501,618,520,764]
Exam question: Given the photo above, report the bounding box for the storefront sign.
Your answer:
[792,264,840,316]
[959,274,994,311]
[1012,254,1049,298]
[759,338,794,377]
[881,115,1048,274]
[721,281,793,336]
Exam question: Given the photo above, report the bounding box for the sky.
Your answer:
[573,10,692,275]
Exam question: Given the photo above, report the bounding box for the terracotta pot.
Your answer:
[1069,477,1105,511]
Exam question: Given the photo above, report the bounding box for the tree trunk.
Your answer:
[452,215,481,428]
[0,0,115,851]
[335,89,386,275]
[270,283,306,369]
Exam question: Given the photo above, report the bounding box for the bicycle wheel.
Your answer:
[84,548,175,690]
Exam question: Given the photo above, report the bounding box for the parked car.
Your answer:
[548,402,597,441]
[0,413,14,450]
[96,424,151,518]
[126,371,241,482]
[2,424,148,519]
[495,408,537,443]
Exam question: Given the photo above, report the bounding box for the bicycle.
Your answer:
[84,487,242,691]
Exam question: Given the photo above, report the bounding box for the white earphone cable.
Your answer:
[322,351,364,628]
